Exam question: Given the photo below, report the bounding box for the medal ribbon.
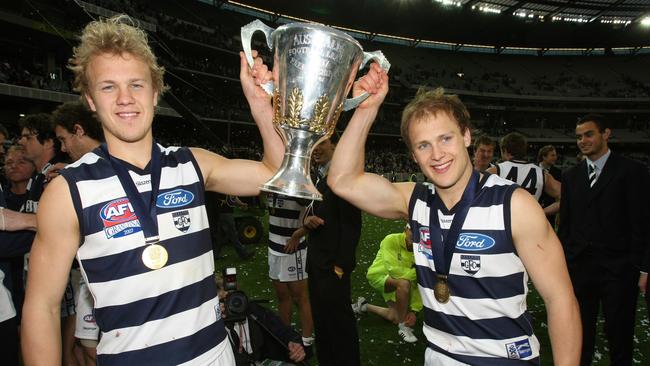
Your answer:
[99,142,162,243]
[428,170,480,280]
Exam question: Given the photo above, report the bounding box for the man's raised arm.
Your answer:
[328,63,411,219]
[21,177,80,365]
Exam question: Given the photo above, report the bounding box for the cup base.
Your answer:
[260,183,322,201]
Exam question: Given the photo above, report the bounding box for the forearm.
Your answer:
[1,208,37,231]
[293,226,309,239]
[543,201,560,216]
[546,295,581,366]
[238,50,283,172]
[544,173,561,199]
[329,107,378,189]
[256,108,284,172]
[21,302,63,365]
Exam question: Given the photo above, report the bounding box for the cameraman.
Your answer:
[217,272,309,365]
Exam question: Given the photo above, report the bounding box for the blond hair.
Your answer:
[69,14,167,98]
[400,87,471,150]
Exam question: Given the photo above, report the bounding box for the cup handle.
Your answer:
[343,50,391,111]
[241,19,275,94]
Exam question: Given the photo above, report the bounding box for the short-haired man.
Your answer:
[558,113,650,366]
[472,135,495,171]
[488,132,560,203]
[327,64,581,365]
[216,274,308,365]
[18,113,81,364]
[266,193,313,348]
[17,113,60,214]
[305,136,363,366]
[0,183,38,366]
[1,145,36,335]
[21,15,283,365]
[52,100,103,161]
[0,147,38,366]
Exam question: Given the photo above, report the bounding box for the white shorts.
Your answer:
[74,276,99,341]
[268,249,308,282]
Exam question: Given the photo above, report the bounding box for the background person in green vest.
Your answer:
[352,223,422,343]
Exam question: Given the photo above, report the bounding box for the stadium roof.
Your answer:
[225,0,650,52]
[461,0,649,25]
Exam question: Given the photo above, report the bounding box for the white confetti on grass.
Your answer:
[214,214,650,365]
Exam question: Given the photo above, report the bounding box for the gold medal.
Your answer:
[142,243,168,270]
[433,275,450,304]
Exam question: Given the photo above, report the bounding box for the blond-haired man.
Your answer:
[22,15,282,365]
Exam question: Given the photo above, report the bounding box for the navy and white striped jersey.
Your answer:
[496,160,544,201]
[60,144,228,365]
[409,173,540,365]
[267,193,307,256]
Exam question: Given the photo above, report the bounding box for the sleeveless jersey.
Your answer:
[408,173,540,365]
[496,160,544,201]
[60,145,227,365]
[267,193,307,256]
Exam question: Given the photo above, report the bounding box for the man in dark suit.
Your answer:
[304,136,362,366]
[558,113,650,366]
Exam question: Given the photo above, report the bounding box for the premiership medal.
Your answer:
[434,275,450,304]
[100,142,167,271]
[142,243,168,270]
[428,171,480,306]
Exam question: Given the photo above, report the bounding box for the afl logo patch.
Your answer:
[83,314,96,323]
[456,233,495,251]
[418,227,431,249]
[156,189,194,209]
[417,226,433,260]
[100,198,141,239]
[100,198,136,223]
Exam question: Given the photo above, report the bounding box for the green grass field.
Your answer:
[218,213,650,365]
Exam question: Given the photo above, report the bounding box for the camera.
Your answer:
[223,267,238,291]
[222,268,249,323]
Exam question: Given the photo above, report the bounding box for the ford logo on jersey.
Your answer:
[456,233,495,251]
[156,189,194,208]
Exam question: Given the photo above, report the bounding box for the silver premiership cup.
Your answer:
[241,19,390,201]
